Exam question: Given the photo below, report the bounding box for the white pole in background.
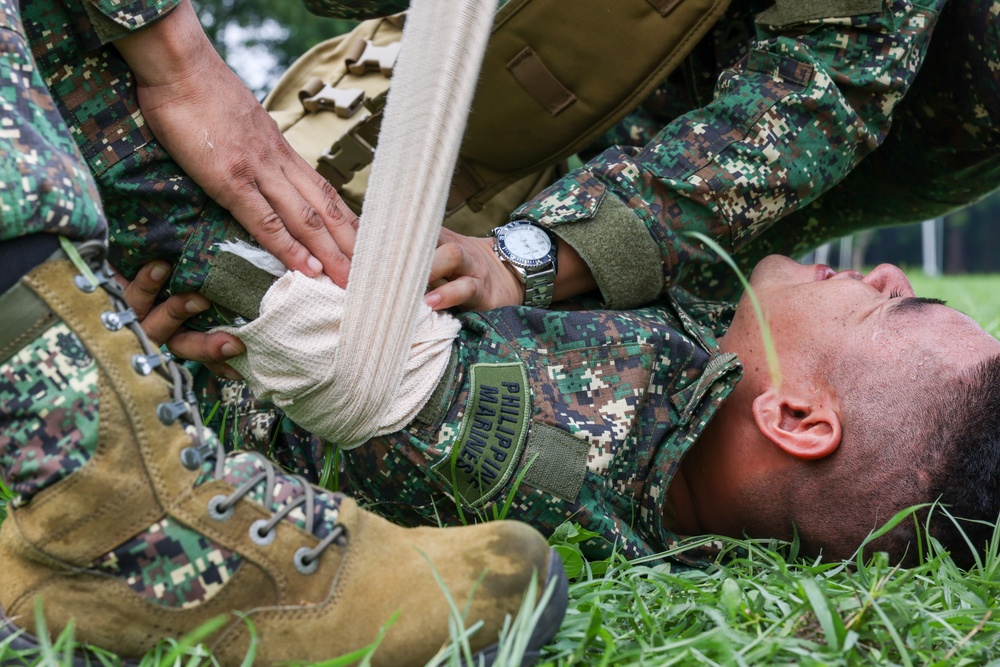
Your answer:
[922,218,942,277]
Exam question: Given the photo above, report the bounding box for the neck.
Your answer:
[673,385,760,540]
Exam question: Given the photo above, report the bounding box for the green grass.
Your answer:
[909,272,1000,334]
[2,270,1000,666]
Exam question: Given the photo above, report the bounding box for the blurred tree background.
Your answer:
[865,192,1000,273]
[192,0,356,95]
[193,0,1000,273]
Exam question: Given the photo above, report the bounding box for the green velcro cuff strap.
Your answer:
[552,194,662,309]
[521,422,590,503]
[0,280,58,363]
[200,222,277,321]
[756,0,882,28]
[450,363,530,508]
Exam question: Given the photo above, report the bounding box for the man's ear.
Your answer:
[751,388,841,460]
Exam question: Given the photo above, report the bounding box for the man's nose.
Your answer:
[862,264,916,297]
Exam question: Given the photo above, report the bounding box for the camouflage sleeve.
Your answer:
[514,0,943,309]
[0,0,106,245]
[300,0,408,20]
[76,0,182,44]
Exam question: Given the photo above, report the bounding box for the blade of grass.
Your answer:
[682,231,782,389]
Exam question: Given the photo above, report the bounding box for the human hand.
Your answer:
[116,261,246,380]
[424,228,523,311]
[114,0,358,287]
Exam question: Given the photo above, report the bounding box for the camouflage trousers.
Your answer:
[0,0,106,246]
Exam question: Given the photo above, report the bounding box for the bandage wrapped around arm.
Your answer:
[220,271,460,448]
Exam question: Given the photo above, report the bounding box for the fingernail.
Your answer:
[424,293,441,309]
[221,341,245,358]
[185,296,210,313]
[306,256,323,276]
[149,263,169,282]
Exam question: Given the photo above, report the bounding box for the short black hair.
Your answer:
[920,354,1000,568]
[789,353,1000,568]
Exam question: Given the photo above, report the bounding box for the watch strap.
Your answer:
[523,266,556,308]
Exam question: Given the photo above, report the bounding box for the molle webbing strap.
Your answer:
[264,0,732,226]
[756,0,881,28]
[454,0,733,211]
[506,47,577,116]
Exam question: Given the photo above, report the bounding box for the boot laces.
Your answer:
[68,240,344,574]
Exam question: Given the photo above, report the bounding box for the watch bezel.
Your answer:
[492,220,557,271]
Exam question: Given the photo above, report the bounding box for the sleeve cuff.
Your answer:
[82,0,181,44]
[552,194,662,309]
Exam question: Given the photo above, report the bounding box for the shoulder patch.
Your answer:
[449,363,530,508]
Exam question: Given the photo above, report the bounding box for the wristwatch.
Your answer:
[489,220,558,308]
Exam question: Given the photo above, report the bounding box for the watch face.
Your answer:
[501,224,552,262]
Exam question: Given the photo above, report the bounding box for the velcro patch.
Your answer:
[450,363,530,508]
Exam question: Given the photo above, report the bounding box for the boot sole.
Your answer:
[0,549,569,667]
[475,547,570,667]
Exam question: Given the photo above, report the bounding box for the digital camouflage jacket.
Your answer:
[300,0,999,302]
[4,0,999,558]
[340,294,742,561]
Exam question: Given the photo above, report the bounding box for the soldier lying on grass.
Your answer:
[133,249,1000,570]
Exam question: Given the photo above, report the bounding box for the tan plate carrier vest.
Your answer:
[265,0,733,236]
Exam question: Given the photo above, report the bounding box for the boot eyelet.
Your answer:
[159,401,190,425]
[294,547,319,575]
[102,309,137,332]
[207,495,235,521]
[249,519,276,546]
[132,354,163,376]
[179,447,202,470]
[102,312,123,331]
[75,275,98,293]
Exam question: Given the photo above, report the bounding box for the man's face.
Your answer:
[720,255,1000,389]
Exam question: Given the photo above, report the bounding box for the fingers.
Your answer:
[140,293,211,347]
[219,120,360,288]
[425,276,480,311]
[272,154,360,287]
[117,260,245,380]
[120,261,171,320]
[428,242,466,285]
[116,260,213,346]
[167,330,246,380]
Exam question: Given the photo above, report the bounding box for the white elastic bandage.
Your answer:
[223,272,460,443]
[216,0,496,448]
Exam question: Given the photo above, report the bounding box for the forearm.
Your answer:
[520,0,942,308]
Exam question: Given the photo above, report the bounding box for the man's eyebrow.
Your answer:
[890,296,947,315]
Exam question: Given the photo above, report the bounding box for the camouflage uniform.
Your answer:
[300,0,999,301]
[19,0,994,307]
[6,0,999,559]
[0,0,339,614]
[342,292,741,561]
[0,5,567,656]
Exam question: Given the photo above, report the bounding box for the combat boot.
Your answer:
[0,241,567,666]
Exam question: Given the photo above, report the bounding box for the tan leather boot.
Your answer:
[0,245,567,666]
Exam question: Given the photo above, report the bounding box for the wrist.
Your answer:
[551,237,597,303]
[114,0,219,88]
